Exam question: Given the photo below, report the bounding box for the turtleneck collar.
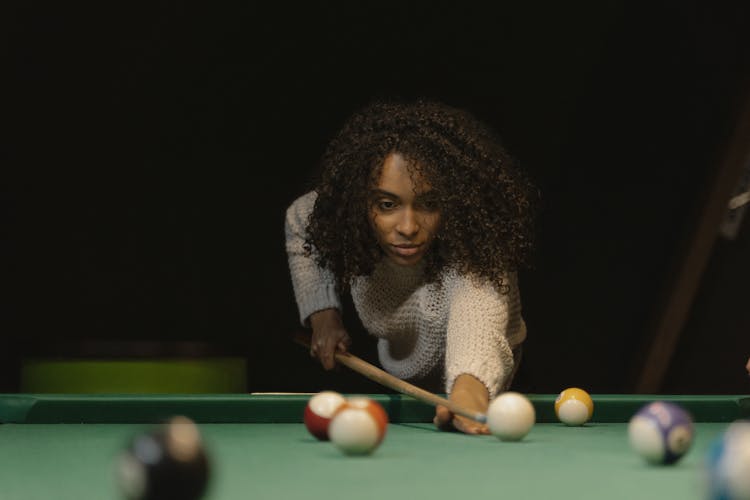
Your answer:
[380,257,427,281]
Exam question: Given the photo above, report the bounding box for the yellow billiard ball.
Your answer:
[554,387,594,426]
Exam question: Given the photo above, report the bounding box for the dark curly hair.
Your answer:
[305,99,538,294]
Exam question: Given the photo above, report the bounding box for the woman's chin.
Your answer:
[386,253,424,267]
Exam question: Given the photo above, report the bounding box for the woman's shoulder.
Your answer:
[286,190,317,218]
[289,190,317,208]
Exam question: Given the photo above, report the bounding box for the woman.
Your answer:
[285,100,537,434]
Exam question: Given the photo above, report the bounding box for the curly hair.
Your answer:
[305,99,538,294]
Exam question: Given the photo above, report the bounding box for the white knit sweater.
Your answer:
[285,191,526,398]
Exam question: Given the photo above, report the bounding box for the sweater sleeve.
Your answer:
[284,191,342,326]
[444,271,526,399]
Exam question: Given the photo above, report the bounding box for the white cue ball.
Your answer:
[487,392,536,441]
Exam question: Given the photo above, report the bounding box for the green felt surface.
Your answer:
[0,394,747,499]
[0,421,732,500]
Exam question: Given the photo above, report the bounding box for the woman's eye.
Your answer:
[418,198,439,211]
[378,200,396,210]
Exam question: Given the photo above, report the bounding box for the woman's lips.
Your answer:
[391,244,422,256]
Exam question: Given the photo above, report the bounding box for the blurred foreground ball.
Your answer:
[115,416,210,500]
[304,390,347,440]
[705,420,750,500]
[328,397,388,455]
[628,401,694,465]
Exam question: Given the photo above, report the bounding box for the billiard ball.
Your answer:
[628,401,694,465]
[554,387,594,426]
[115,416,210,500]
[328,397,388,455]
[486,391,536,441]
[705,420,750,500]
[303,391,347,440]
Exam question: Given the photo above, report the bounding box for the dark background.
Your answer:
[4,2,750,394]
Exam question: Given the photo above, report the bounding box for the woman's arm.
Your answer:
[285,192,349,368]
[285,192,342,323]
[441,272,525,434]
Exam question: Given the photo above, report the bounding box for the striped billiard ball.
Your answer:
[304,391,347,441]
[628,401,694,465]
[555,387,594,426]
[328,397,388,455]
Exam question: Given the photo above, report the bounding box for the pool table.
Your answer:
[1,394,748,500]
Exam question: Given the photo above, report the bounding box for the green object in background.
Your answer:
[20,358,247,393]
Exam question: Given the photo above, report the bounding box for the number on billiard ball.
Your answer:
[115,416,210,500]
[628,401,694,465]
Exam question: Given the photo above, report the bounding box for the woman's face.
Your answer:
[368,153,441,266]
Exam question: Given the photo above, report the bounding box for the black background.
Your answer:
[4,2,750,394]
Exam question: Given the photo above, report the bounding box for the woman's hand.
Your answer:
[308,308,351,370]
[434,374,490,435]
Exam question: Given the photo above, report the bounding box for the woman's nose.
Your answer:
[396,208,420,237]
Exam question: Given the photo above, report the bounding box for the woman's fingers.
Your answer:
[433,405,454,431]
[308,325,352,371]
[434,405,489,435]
[452,415,490,435]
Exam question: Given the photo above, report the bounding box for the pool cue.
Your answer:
[293,331,487,424]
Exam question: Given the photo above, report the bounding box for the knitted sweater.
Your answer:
[285,191,526,398]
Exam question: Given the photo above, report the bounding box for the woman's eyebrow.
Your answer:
[370,189,399,199]
[369,188,436,200]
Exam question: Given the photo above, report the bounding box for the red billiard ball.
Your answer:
[303,391,347,441]
[328,397,388,455]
